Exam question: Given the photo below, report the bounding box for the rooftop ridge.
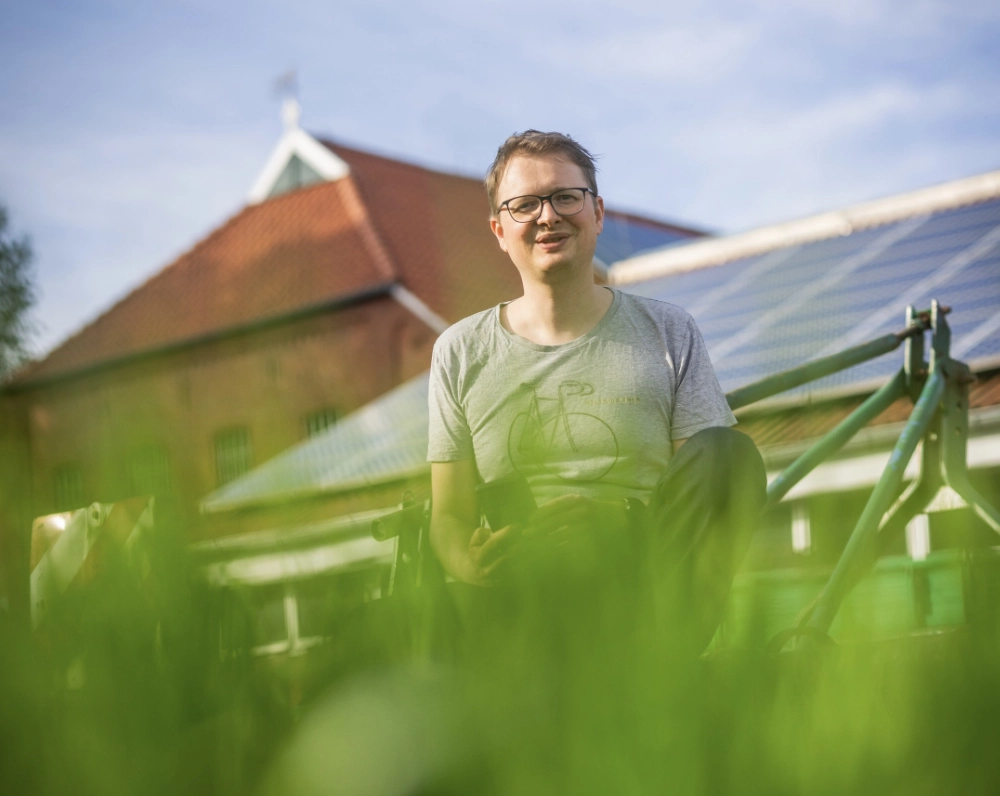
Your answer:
[319,137,483,184]
[609,169,1000,285]
[336,174,399,282]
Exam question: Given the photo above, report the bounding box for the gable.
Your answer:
[268,154,325,199]
[247,127,350,204]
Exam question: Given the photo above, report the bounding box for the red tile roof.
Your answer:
[17,137,702,384]
[324,141,702,322]
[323,141,521,324]
[20,178,394,382]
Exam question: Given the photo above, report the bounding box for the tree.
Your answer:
[0,204,35,380]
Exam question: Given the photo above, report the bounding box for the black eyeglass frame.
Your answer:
[498,187,595,223]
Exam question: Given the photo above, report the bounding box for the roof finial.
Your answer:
[273,69,300,131]
[282,97,301,131]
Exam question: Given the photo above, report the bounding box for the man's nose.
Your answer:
[536,197,561,224]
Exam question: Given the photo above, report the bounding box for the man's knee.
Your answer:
[670,426,766,507]
[685,424,751,454]
[683,425,762,471]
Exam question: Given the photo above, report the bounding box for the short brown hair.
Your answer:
[485,130,599,216]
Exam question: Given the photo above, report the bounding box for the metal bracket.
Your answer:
[800,300,1000,637]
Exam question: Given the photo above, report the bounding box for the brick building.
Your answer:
[0,115,702,611]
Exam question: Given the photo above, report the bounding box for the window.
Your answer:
[53,464,84,511]
[304,408,338,439]
[215,427,253,486]
[128,445,171,497]
[267,154,324,199]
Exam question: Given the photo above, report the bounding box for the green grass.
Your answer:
[4,533,1000,795]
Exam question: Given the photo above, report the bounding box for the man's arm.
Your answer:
[432,444,689,577]
[430,460,518,586]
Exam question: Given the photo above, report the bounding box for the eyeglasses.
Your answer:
[499,187,593,223]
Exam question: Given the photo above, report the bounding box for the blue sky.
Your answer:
[2,0,998,356]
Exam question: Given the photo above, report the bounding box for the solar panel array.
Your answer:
[622,197,1000,399]
[596,213,695,265]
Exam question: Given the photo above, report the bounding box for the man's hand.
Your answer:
[431,460,526,586]
[524,494,629,543]
[432,461,637,584]
[466,523,521,586]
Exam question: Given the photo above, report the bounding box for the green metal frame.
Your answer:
[734,300,1000,642]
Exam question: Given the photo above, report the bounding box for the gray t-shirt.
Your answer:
[427,288,736,505]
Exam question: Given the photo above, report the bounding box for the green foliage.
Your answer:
[261,545,1000,796]
[0,203,36,380]
[6,525,1000,796]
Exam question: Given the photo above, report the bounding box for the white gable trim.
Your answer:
[391,285,449,334]
[248,128,350,204]
[609,169,1000,285]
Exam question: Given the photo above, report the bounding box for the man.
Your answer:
[427,131,765,651]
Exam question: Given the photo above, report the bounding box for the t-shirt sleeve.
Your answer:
[670,315,736,439]
[427,337,475,462]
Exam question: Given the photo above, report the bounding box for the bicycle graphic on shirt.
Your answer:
[507,381,619,482]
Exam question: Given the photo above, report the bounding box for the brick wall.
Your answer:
[11,295,435,533]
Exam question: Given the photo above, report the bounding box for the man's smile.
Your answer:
[535,232,570,250]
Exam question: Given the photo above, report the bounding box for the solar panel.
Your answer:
[622,197,1000,399]
[596,214,694,264]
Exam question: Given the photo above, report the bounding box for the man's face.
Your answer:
[490,154,604,284]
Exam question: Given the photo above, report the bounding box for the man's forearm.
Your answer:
[430,510,477,583]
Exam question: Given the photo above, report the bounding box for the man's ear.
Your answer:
[490,215,509,253]
[594,194,605,236]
